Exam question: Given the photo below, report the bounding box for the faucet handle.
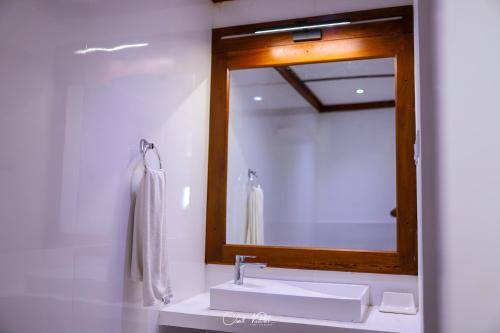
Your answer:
[235,255,256,263]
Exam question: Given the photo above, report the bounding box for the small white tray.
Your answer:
[380,292,417,315]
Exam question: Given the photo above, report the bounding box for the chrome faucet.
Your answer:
[234,255,267,285]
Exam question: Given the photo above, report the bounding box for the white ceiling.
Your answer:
[230,68,310,112]
[307,77,395,104]
[230,57,395,111]
[291,58,394,79]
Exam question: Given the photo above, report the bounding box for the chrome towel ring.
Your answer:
[140,138,163,170]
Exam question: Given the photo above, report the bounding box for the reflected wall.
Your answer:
[226,61,397,251]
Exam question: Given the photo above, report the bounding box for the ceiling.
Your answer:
[230,58,395,113]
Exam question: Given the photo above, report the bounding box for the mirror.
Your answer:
[206,6,417,274]
[226,58,397,251]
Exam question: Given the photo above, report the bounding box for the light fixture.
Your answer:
[255,20,351,35]
[74,43,149,55]
[253,96,263,101]
[356,89,365,94]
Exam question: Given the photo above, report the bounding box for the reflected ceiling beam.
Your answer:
[275,66,396,113]
[303,74,394,83]
[275,66,323,112]
[322,100,396,112]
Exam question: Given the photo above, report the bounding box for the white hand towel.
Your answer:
[245,185,264,245]
[131,168,173,306]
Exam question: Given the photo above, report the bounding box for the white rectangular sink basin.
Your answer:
[210,278,369,323]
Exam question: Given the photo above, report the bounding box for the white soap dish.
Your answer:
[380,292,417,315]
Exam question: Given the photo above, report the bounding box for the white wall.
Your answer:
[313,109,396,250]
[0,1,211,332]
[417,0,500,332]
[227,108,318,244]
[227,104,397,250]
[213,0,413,28]
[210,0,417,311]
[0,1,422,332]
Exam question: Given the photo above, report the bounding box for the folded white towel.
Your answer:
[131,168,173,306]
[245,185,264,245]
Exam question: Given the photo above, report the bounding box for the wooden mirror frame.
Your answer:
[205,6,417,275]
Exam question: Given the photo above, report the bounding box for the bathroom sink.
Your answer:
[210,278,369,323]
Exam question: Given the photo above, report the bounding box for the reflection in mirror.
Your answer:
[226,58,396,251]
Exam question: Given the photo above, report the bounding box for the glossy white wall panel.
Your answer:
[0,2,59,252]
[0,1,211,333]
[68,1,212,332]
[0,4,73,332]
[417,0,500,332]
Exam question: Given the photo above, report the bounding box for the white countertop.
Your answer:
[159,293,421,333]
